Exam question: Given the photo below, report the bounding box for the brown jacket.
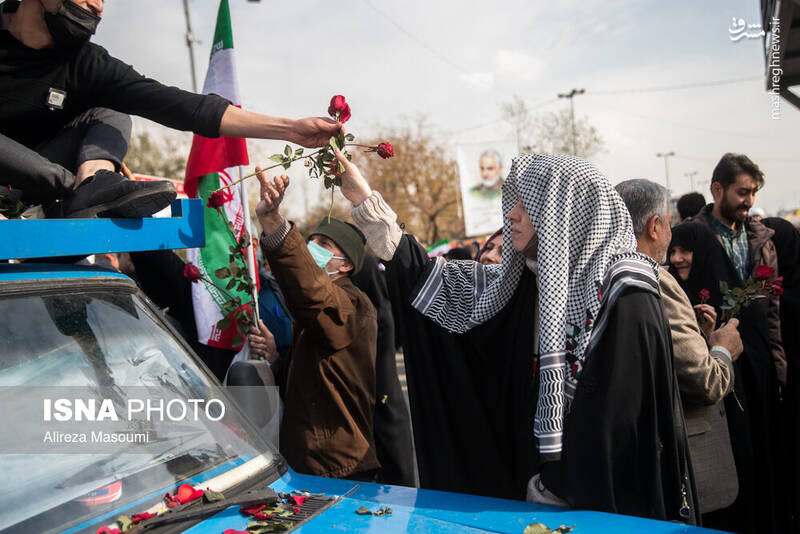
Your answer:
[262,223,380,478]
[659,267,738,513]
[693,204,786,383]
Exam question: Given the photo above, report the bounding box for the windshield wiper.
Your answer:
[134,488,280,532]
[133,489,338,533]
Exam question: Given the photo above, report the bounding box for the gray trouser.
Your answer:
[0,108,131,203]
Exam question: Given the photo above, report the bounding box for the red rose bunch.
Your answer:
[698,288,710,303]
[183,264,202,283]
[328,94,351,124]
[720,265,783,321]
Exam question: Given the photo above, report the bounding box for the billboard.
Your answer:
[456,142,516,237]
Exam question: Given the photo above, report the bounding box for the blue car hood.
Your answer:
[183,470,723,534]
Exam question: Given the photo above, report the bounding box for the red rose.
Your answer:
[96,528,121,534]
[699,288,710,302]
[175,484,203,504]
[772,285,784,296]
[291,495,308,506]
[328,95,351,123]
[207,191,227,209]
[774,276,783,287]
[292,506,301,513]
[183,264,202,283]
[253,511,275,520]
[131,512,155,524]
[376,142,394,159]
[754,265,775,281]
[224,530,250,534]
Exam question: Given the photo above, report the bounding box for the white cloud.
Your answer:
[460,71,495,90]
[494,50,544,82]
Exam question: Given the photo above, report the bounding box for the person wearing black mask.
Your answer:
[668,221,787,533]
[0,0,338,218]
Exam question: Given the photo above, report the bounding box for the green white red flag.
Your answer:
[185,0,251,350]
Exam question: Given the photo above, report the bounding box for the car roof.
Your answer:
[0,263,135,288]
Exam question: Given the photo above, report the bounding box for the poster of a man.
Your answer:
[457,142,515,236]
[471,150,504,199]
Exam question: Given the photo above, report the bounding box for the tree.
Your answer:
[124,130,190,180]
[501,95,605,159]
[353,119,464,244]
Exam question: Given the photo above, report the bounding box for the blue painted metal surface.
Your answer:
[181,470,728,534]
[0,198,204,260]
[0,263,130,282]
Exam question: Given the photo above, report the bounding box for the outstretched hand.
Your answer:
[255,169,289,217]
[334,149,372,206]
[290,117,342,148]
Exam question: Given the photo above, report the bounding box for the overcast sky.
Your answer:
[94,0,799,217]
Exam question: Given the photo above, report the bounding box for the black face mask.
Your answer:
[43,1,100,49]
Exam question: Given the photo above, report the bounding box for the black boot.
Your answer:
[63,170,176,218]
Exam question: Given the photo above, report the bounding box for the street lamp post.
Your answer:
[182,0,198,92]
[558,89,585,156]
[684,171,698,191]
[656,152,675,196]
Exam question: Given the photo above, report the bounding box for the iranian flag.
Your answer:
[185,0,251,350]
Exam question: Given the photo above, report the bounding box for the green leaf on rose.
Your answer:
[304,159,312,167]
[236,319,249,334]
[269,154,284,163]
[294,148,304,156]
[282,162,291,170]
[214,267,231,278]
[345,133,355,142]
[329,136,340,151]
[324,177,333,189]
[225,278,236,290]
[284,145,292,157]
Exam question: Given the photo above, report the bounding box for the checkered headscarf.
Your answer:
[413,154,658,459]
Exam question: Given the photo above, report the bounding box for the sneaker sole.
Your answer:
[68,183,177,219]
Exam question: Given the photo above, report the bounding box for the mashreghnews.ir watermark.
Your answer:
[767,15,782,120]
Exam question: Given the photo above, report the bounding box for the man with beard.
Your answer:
[690,153,786,385]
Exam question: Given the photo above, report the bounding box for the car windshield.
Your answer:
[0,285,278,533]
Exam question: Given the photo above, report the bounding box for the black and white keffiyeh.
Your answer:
[412,154,659,460]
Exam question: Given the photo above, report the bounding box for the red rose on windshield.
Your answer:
[131,512,155,524]
[175,484,204,504]
[754,265,775,281]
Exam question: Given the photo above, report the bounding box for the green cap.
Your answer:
[309,218,366,275]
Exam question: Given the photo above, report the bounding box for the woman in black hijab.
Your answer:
[668,221,785,533]
[761,217,800,531]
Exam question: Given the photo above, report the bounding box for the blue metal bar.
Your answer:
[0,199,205,260]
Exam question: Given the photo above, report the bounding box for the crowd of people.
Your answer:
[2,1,800,533]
